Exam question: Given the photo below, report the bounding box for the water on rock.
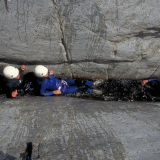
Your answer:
[1,77,160,102]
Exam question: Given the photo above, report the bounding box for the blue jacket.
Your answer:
[148,79,160,83]
[37,74,61,96]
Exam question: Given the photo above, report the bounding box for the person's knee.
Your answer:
[77,85,88,91]
[75,80,87,86]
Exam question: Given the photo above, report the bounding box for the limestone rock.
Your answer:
[0,0,160,79]
[0,97,160,159]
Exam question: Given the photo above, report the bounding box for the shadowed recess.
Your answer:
[135,27,160,39]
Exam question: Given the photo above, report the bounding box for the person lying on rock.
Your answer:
[0,65,25,97]
[140,78,160,100]
[141,79,160,86]
[34,65,103,96]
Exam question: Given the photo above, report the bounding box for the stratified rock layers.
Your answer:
[0,0,160,79]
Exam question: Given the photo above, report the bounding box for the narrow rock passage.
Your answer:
[68,79,160,102]
[1,78,160,101]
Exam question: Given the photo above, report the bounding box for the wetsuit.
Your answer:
[148,79,160,83]
[37,74,93,96]
[144,78,160,98]
[0,69,24,96]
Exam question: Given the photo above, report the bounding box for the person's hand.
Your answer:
[53,90,61,94]
[20,65,25,71]
[49,70,54,75]
[141,80,148,86]
[11,90,18,97]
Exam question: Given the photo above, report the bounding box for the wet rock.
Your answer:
[1,76,160,101]
[0,0,160,79]
[67,80,160,102]
[0,97,160,159]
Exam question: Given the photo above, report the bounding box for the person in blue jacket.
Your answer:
[34,65,102,96]
[141,78,160,100]
[141,79,160,86]
[0,65,25,97]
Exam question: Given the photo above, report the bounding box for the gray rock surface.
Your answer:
[0,0,160,79]
[0,96,160,159]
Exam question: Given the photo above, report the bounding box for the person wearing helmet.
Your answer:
[0,65,25,97]
[34,65,102,96]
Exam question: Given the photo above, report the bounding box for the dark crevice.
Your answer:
[114,50,117,56]
[4,0,8,12]
[149,65,160,78]
[61,37,69,61]
[135,27,160,39]
[51,1,73,78]
[52,0,57,8]
[52,0,69,60]
[147,27,160,32]
[58,16,69,62]
[0,58,135,66]
[68,80,160,102]
[20,142,32,160]
[52,0,71,64]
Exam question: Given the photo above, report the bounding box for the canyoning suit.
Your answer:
[148,79,160,83]
[148,78,160,91]
[37,74,94,96]
[142,78,160,100]
[0,69,24,96]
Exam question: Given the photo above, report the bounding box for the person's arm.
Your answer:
[20,65,25,71]
[141,80,148,86]
[11,90,18,98]
[19,65,25,79]
[53,90,61,94]
[148,79,160,83]
[49,70,54,75]
[40,83,53,96]
[5,86,18,98]
[141,78,160,86]
[40,83,61,96]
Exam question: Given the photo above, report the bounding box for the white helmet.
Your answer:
[3,66,19,79]
[34,65,48,77]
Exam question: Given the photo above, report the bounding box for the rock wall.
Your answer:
[0,0,160,79]
[1,96,160,159]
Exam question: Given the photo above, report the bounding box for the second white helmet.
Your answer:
[3,66,19,79]
[34,65,48,77]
